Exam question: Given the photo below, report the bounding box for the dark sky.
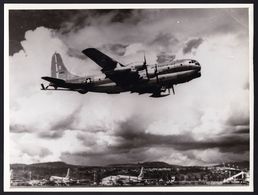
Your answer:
[9,10,133,55]
[9,10,69,54]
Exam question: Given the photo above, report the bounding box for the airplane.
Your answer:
[28,179,48,186]
[49,168,73,186]
[41,48,201,97]
[101,167,145,186]
[222,171,249,184]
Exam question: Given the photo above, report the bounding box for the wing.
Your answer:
[82,48,124,71]
[82,48,140,86]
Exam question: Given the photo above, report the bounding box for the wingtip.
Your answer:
[82,48,97,55]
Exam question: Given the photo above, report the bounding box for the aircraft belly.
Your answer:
[90,83,126,94]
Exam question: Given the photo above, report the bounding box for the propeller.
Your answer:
[142,52,149,79]
[143,52,146,66]
[155,64,159,83]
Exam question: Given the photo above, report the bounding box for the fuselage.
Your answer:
[41,50,201,97]
[61,59,201,94]
[49,176,69,182]
[101,175,143,186]
[48,176,72,186]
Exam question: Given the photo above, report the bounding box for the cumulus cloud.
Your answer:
[102,43,128,56]
[156,52,176,64]
[111,117,249,153]
[10,124,30,134]
[183,38,203,54]
[8,8,250,166]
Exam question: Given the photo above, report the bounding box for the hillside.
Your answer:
[214,161,249,170]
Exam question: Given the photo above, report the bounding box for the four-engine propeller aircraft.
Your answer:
[41,48,201,97]
[49,168,73,186]
[116,166,145,185]
[101,167,145,186]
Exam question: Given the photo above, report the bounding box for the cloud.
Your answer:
[102,43,128,56]
[226,110,249,127]
[66,47,88,60]
[183,38,203,54]
[10,124,30,134]
[149,33,179,52]
[50,106,81,131]
[156,52,176,64]
[38,130,65,140]
[10,130,86,164]
[58,115,249,166]
[234,127,249,134]
[111,117,249,154]
[21,147,53,159]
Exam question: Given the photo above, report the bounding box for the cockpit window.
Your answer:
[189,60,195,63]
[189,60,200,66]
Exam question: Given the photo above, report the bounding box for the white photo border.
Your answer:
[4,3,254,192]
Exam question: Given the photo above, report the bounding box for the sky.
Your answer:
[8,8,250,166]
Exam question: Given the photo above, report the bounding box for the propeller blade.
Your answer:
[155,64,159,83]
[143,52,149,79]
[145,67,149,80]
[143,52,146,66]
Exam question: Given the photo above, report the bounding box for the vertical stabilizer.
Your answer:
[10,169,13,180]
[138,167,144,179]
[65,168,70,179]
[51,52,72,80]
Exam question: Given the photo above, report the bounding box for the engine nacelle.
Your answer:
[77,89,88,94]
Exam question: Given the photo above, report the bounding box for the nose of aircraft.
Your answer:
[196,63,201,71]
[192,61,201,72]
[189,60,201,71]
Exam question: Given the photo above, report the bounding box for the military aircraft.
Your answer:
[41,48,201,97]
[101,167,145,186]
[49,168,73,186]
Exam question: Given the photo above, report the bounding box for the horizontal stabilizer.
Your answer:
[41,88,74,91]
[41,77,66,85]
[150,93,170,98]
[82,48,123,71]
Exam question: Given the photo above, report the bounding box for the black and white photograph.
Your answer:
[4,4,253,191]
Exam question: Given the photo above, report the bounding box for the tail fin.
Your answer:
[138,167,144,179]
[65,168,70,179]
[10,169,13,180]
[51,52,73,80]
